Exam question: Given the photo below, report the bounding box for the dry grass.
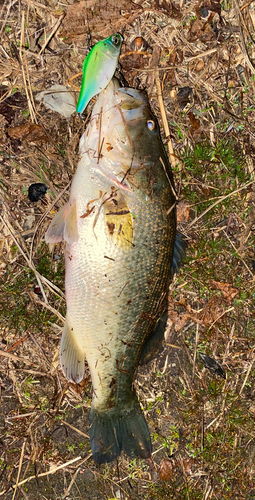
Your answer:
[0,0,255,498]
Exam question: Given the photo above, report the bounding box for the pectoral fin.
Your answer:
[45,202,78,244]
[60,319,85,383]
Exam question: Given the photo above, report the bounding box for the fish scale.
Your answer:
[46,78,176,463]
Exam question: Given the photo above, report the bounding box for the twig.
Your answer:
[7,412,37,420]
[192,323,199,382]
[223,230,254,279]
[12,439,26,500]
[188,179,254,228]
[208,306,235,330]
[62,420,89,439]
[63,468,80,499]
[20,11,37,123]
[234,0,255,75]
[34,298,65,323]
[0,214,48,303]
[38,14,65,56]
[156,74,176,167]
[159,157,178,198]
[239,350,255,394]
[0,349,36,366]
[16,456,82,487]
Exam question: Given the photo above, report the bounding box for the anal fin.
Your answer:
[60,319,85,383]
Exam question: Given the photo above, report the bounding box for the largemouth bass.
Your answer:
[76,34,123,114]
[46,78,177,463]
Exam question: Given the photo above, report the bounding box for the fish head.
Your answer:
[83,79,170,197]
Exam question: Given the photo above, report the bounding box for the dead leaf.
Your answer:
[168,302,190,331]
[177,200,190,223]
[181,458,194,474]
[188,112,200,131]
[120,52,151,71]
[169,295,226,330]
[211,280,238,305]
[159,459,173,480]
[188,19,204,42]
[0,89,26,124]
[8,123,49,143]
[60,0,139,43]
[195,59,204,72]
[154,0,181,18]
[198,295,225,326]
[188,18,215,42]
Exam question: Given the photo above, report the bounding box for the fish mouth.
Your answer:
[117,87,147,105]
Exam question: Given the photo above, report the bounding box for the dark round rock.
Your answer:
[28,183,48,202]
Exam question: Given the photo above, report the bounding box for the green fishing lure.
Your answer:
[76,33,123,114]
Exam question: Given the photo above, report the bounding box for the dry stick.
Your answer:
[21,0,49,9]
[208,306,235,331]
[155,73,176,168]
[159,157,178,198]
[0,0,18,37]
[20,11,37,123]
[12,439,26,500]
[38,13,65,56]
[192,323,199,382]
[63,468,80,500]
[234,0,255,75]
[62,420,89,439]
[188,179,254,228]
[34,298,65,323]
[223,230,254,279]
[239,351,255,394]
[1,214,48,303]
[0,349,36,367]
[15,456,82,488]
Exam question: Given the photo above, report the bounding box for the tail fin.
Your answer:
[90,397,152,464]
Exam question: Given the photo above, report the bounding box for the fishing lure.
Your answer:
[76,33,123,114]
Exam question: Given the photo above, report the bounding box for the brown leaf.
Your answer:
[159,459,173,481]
[211,281,238,305]
[198,295,225,326]
[188,18,215,42]
[182,458,193,474]
[188,112,200,130]
[168,303,190,331]
[188,19,204,42]
[120,52,151,71]
[60,0,138,43]
[195,59,204,72]
[177,200,190,223]
[169,295,226,330]
[8,123,49,143]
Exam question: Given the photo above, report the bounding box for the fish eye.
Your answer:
[147,120,155,131]
[111,35,120,46]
